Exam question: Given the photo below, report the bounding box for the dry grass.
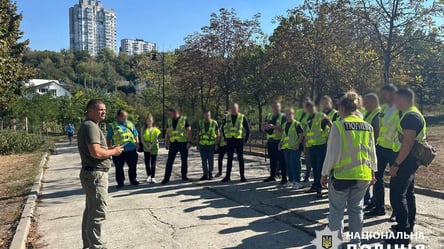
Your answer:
[415,126,444,190]
[0,153,42,249]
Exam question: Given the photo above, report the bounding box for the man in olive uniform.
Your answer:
[78,99,123,249]
[106,109,140,188]
[162,108,192,184]
[262,102,287,184]
[221,103,250,182]
[197,110,220,180]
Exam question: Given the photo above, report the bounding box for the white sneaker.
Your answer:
[146,176,151,183]
[151,177,157,183]
[293,182,303,190]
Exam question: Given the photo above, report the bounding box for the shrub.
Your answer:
[0,131,47,155]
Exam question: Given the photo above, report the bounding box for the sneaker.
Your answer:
[303,176,309,183]
[146,176,152,183]
[293,182,303,190]
[221,177,231,182]
[161,179,169,185]
[199,175,209,181]
[263,177,276,182]
[240,177,247,182]
[304,187,317,193]
[215,172,222,177]
[116,183,124,189]
[151,177,157,183]
[283,182,292,188]
[131,180,140,186]
[209,173,213,180]
[182,177,190,181]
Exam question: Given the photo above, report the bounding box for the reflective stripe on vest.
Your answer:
[199,119,217,145]
[281,120,300,150]
[143,127,161,154]
[333,115,373,180]
[168,116,187,142]
[325,109,338,122]
[265,113,284,140]
[377,104,400,149]
[224,114,244,139]
[304,112,329,147]
[364,107,381,127]
[111,121,136,145]
[393,106,427,152]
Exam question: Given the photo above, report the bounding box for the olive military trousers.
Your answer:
[80,169,108,249]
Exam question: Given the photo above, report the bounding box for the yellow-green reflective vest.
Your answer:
[325,109,338,122]
[199,119,218,146]
[295,109,306,122]
[364,107,381,126]
[111,121,136,145]
[392,106,427,152]
[377,104,400,150]
[333,115,373,180]
[168,116,188,142]
[280,120,300,150]
[224,114,244,139]
[303,112,329,147]
[219,134,227,147]
[142,127,161,154]
[265,113,284,140]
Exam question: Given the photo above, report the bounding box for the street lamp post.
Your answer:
[151,53,166,137]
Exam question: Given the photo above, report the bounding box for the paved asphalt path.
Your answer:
[35,142,444,249]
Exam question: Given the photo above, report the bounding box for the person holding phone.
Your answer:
[141,114,161,183]
[78,99,124,249]
[107,109,140,188]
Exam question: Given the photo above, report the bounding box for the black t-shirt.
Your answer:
[400,113,424,136]
[266,114,287,135]
[285,122,303,134]
[171,117,190,130]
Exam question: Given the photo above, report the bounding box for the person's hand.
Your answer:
[111,146,124,156]
[389,166,399,177]
[370,177,377,185]
[321,175,328,187]
[187,142,192,150]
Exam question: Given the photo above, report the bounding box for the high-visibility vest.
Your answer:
[295,109,306,122]
[167,116,188,142]
[224,114,244,139]
[325,109,338,122]
[111,121,136,145]
[377,104,400,149]
[142,127,161,154]
[364,107,381,127]
[265,113,284,140]
[303,112,329,147]
[392,106,427,152]
[280,120,301,150]
[219,134,227,147]
[333,115,373,180]
[199,119,218,146]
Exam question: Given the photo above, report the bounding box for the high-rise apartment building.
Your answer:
[69,0,117,56]
[120,39,156,56]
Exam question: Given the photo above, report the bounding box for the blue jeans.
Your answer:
[328,179,369,244]
[199,145,215,176]
[283,149,302,183]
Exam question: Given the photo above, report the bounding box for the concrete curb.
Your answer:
[9,152,48,249]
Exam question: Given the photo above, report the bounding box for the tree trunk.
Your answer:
[257,103,263,132]
[383,52,391,85]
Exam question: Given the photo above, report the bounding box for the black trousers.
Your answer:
[113,150,138,184]
[217,146,227,174]
[390,154,418,232]
[164,142,188,181]
[267,140,287,181]
[373,145,396,211]
[309,144,327,189]
[144,152,157,178]
[226,138,245,178]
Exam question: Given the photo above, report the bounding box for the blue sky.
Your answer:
[15,0,302,51]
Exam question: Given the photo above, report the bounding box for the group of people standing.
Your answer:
[77,83,427,248]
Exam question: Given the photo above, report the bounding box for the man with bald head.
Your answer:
[221,103,251,183]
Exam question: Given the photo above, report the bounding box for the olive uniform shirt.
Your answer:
[77,119,111,169]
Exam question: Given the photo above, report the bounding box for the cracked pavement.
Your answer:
[36,142,444,248]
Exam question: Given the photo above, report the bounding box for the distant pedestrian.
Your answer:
[162,108,192,184]
[107,109,140,188]
[141,114,161,183]
[262,102,287,184]
[321,91,377,247]
[197,110,220,180]
[279,108,304,189]
[77,99,123,249]
[66,123,75,144]
[221,103,250,182]
[215,112,229,178]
